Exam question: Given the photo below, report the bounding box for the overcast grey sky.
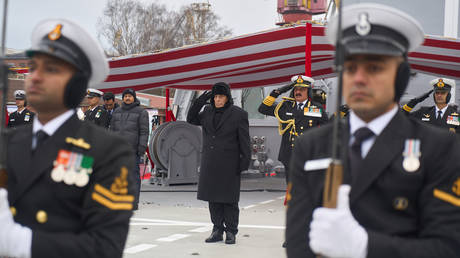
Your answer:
[3,0,279,50]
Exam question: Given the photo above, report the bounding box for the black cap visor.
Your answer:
[342,25,409,57]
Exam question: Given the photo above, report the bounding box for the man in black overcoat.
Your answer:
[286,3,460,258]
[187,82,250,245]
[0,19,136,258]
[402,78,460,134]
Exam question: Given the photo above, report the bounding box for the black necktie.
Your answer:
[349,127,374,182]
[35,130,49,150]
[437,110,443,120]
[297,103,303,111]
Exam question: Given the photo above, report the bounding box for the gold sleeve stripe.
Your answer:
[433,189,460,207]
[263,96,276,106]
[402,105,412,112]
[94,184,134,202]
[92,192,133,210]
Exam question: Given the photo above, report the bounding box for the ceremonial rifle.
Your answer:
[322,0,344,209]
[0,0,9,188]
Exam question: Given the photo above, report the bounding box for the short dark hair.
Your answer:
[103,92,115,101]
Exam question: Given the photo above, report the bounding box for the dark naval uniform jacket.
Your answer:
[258,96,328,168]
[403,105,460,134]
[7,108,34,128]
[286,111,460,258]
[187,103,251,203]
[7,113,136,258]
[84,105,109,128]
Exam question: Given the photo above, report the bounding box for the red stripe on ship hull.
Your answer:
[422,38,460,50]
[409,52,460,63]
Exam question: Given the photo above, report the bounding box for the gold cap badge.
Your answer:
[296,76,304,84]
[48,24,63,41]
[437,79,445,88]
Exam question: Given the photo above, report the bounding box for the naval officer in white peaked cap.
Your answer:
[0,18,137,258]
[286,3,460,258]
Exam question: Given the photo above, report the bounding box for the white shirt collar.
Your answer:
[296,100,308,106]
[349,105,398,137]
[435,105,448,116]
[33,109,75,136]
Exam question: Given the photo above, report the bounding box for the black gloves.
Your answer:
[196,91,212,105]
[270,83,295,98]
[406,90,433,108]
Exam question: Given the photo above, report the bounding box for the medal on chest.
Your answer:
[95,110,102,118]
[24,113,30,122]
[51,149,94,187]
[402,139,421,172]
[446,113,459,126]
[304,106,322,117]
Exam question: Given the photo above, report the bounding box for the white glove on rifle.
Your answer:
[0,189,32,258]
[309,185,368,258]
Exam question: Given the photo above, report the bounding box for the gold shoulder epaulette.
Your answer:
[65,137,91,150]
[262,96,276,106]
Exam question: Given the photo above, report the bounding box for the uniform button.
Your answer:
[10,206,16,216]
[300,126,304,130]
[300,133,303,135]
[36,210,48,224]
[291,144,294,147]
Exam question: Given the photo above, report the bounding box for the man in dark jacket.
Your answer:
[102,92,119,128]
[8,90,35,128]
[110,88,149,210]
[187,82,250,245]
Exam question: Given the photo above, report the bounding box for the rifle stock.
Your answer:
[322,161,343,208]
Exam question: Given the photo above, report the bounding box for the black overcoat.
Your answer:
[286,111,460,258]
[188,104,250,203]
[7,114,136,258]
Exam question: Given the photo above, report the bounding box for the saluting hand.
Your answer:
[309,185,368,258]
[196,90,213,104]
[406,89,434,108]
[270,82,295,98]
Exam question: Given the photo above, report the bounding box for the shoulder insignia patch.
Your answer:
[453,178,460,196]
[91,167,134,210]
[433,188,460,207]
[66,137,91,150]
[111,166,129,195]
